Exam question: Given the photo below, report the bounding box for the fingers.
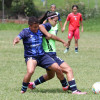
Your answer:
[13,40,16,46]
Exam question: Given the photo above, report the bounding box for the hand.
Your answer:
[13,37,20,46]
[62,27,65,33]
[81,27,83,32]
[63,42,68,47]
[46,36,50,40]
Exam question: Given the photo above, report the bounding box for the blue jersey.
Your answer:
[18,23,51,58]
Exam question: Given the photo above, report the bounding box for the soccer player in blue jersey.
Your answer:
[28,12,87,94]
[13,14,68,93]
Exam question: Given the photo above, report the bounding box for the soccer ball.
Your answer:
[92,82,100,94]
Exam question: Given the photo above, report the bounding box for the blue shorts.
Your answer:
[46,52,64,66]
[25,54,56,70]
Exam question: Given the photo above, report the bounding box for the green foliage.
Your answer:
[66,0,79,4]
[24,0,38,17]
[10,0,38,17]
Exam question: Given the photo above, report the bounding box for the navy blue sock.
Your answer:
[34,76,45,85]
[67,48,69,50]
[75,47,78,51]
[21,82,29,92]
[68,79,77,92]
[60,78,68,87]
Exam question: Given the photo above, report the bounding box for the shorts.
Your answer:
[25,54,56,70]
[68,28,80,40]
[46,52,64,66]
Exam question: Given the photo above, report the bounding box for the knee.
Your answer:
[48,73,55,79]
[75,40,78,44]
[68,68,73,74]
[64,67,73,74]
[27,70,34,76]
[68,67,73,73]
[56,67,63,73]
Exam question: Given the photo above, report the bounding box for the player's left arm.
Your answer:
[59,21,63,32]
[80,21,83,32]
[58,13,63,32]
[80,14,83,32]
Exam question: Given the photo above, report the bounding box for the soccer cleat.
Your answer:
[72,90,87,94]
[64,48,69,53]
[62,86,69,91]
[21,90,26,94]
[75,50,78,53]
[28,82,36,90]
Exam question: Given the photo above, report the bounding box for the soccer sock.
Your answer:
[34,76,45,85]
[21,82,29,92]
[75,47,78,51]
[68,79,77,92]
[67,48,69,51]
[60,77,68,87]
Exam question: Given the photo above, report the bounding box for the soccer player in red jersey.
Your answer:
[62,5,83,53]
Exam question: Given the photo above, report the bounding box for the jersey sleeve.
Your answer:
[17,29,25,39]
[42,23,52,32]
[58,13,61,21]
[66,14,70,21]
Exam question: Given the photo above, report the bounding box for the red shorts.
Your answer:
[68,28,80,40]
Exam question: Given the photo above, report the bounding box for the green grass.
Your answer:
[0,18,100,100]
[0,17,100,32]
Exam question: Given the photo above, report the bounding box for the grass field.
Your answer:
[0,18,100,100]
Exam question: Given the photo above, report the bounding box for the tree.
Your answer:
[4,0,13,8]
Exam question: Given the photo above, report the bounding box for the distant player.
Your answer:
[62,5,83,53]
[43,4,63,34]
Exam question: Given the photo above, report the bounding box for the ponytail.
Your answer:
[38,11,50,24]
[39,11,58,24]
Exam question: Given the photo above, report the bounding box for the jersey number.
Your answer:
[46,39,53,51]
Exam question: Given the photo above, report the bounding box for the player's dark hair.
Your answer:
[39,11,58,24]
[51,4,56,8]
[72,5,78,9]
[28,16,39,26]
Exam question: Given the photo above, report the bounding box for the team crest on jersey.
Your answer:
[69,34,71,36]
[39,36,42,38]
[30,35,33,38]
[74,16,77,20]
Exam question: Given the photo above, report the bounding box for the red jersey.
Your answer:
[66,13,83,31]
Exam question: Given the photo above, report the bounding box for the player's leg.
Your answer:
[75,39,78,53]
[60,62,87,94]
[21,57,37,93]
[74,28,80,53]
[28,70,55,89]
[64,30,73,53]
[45,63,68,88]
[28,54,68,89]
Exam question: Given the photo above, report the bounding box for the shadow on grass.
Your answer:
[28,88,71,94]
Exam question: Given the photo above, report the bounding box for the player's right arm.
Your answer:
[62,20,68,32]
[13,37,20,46]
[13,29,25,46]
[62,14,70,32]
